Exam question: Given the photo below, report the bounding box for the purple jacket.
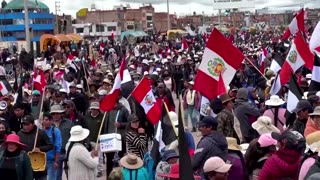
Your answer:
[183,89,201,110]
[227,152,245,180]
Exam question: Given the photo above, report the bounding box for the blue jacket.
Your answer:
[45,126,62,162]
[122,167,149,180]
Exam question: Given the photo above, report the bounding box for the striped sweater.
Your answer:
[126,131,147,159]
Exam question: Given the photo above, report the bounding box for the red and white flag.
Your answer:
[180,38,189,51]
[279,32,314,86]
[132,76,161,125]
[194,28,245,100]
[282,9,304,40]
[240,31,245,41]
[99,58,129,111]
[0,81,8,95]
[99,42,105,55]
[217,73,226,96]
[260,47,267,73]
[33,69,46,94]
[111,30,115,40]
[309,21,320,56]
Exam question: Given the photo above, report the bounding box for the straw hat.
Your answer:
[309,106,320,116]
[252,116,280,135]
[305,131,320,153]
[69,125,90,142]
[119,153,143,170]
[265,95,285,106]
[226,137,242,151]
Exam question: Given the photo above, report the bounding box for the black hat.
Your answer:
[128,114,139,122]
[271,130,305,151]
[22,115,34,124]
[292,100,313,113]
[198,116,218,130]
[161,149,179,162]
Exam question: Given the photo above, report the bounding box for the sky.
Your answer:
[39,0,320,17]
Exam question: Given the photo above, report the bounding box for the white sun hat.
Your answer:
[265,95,285,106]
[69,125,90,142]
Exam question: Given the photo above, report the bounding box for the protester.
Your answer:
[119,153,149,180]
[291,100,313,135]
[304,106,320,137]
[0,121,8,145]
[192,116,228,176]
[155,149,179,180]
[42,113,62,180]
[259,130,306,180]
[203,156,232,180]
[263,95,286,131]
[65,125,98,180]
[252,116,280,135]
[0,134,33,180]
[125,114,147,159]
[63,100,88,129]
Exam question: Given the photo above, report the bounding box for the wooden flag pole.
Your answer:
[163,102,178,137]
[95,112,107,151]
[245,57,268,81]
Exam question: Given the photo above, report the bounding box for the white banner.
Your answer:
[200,96,216,117]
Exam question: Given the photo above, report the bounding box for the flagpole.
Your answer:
[245,57,268,81]
[95,112,107,151]
[24,0,31,52]
[163,102,178,137]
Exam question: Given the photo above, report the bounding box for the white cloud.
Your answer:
[39,0,320,18]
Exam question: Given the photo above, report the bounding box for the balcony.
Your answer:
[0,24,54,31]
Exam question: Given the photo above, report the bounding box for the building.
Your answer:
[0,0,54,52]
[153,12,177,32]
[72,22,120,41]
[55,14,73,34]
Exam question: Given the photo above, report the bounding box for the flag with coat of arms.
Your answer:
[194,28,245,100]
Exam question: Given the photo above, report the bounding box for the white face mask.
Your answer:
[134,81,139,85]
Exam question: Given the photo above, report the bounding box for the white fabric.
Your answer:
[140,89,157,114]
[186,90,195,105]
[305,141,320,153]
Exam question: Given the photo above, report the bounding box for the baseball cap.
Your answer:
[22,115,34,124]
[203,157,232,173]
[258,133,278,147]
[32,90,41,96]
[161,149,179,162]
[292,100,313,113]
[271,130,306,151]
[198,116,218,130]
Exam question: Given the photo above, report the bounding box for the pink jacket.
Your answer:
[263,108,286,131]
[298,157,316,180]
[183,89,201,110]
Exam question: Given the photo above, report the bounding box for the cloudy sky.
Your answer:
[40,0,319,17]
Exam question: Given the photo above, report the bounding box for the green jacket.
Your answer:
[0,149,33,180]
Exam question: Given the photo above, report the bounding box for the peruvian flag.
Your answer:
[99,57,127,111]
[282,9,304,40]
[240,31,245,41]
[0,81,8,95]
[33,69,47,94]
[180,38,189,51]
[260,47,267,73]
[309,21,320,56]
[132,76,161,124]
[111,30,115,40]
[99,42,105,55]
[54,70,64,80]
[279,32,314,86]
[194,28,245,100]
[228,34,234,43]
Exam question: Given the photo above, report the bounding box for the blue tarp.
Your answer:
[120,31,148,41]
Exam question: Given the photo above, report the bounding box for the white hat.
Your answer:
[50,104,65,114]
[265,95,285,106]
[167,55,172,59]
[76,84,83,89]
[148,60,154,63]
[306,74,312,79]
[203,157,232,173]
[316,91,320,97]
[152,71,158,75]
[143,71,149,75]
[74,57,81,62]
[252,116,280,135]
[89,102,100,110]
[98,89,107,96]
[142,59,149,65]
[69,125,90,142]
[188,81,194,85]
[156,68,161,72]
[6,57,11,61]
[59,89,67,93]
[129,64,135,69]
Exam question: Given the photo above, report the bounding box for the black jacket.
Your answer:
[69,92,88,115]
[18,125,53,152]
[191,131,228,173]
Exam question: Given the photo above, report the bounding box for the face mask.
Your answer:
[134,81,139,85]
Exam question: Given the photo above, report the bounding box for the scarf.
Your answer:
[186,90,196,105]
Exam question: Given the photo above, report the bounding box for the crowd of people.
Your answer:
[0,23,318,180]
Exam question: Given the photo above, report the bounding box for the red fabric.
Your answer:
[69,113,75,122]
[156,96,175,112]
[283,9,305,40]
[217,73,226,96]
[259,149,301,180]
[189,148,194,157]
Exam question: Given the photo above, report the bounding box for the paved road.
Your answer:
[62,93,202,179]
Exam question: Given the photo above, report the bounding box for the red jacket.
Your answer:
[259,149,301,180]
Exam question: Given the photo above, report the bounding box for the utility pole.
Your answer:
[167,0,170,30]
[55,1,60,34]
[24,0,30,52]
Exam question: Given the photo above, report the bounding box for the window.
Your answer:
[146,16,152,21]
[76,28,84,33]
[96,24,105,32]
[127,25,134,30]
[107,26,116,31]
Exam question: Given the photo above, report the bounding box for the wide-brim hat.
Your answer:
[219,93,234,104]
[252,116,280,135]
[3,134,26,148]
[69,125,90,142]
[226,137,242,151]
[305,131,320,153]
[50,104,65,114]
[309,107,320,116]
[265,95,285,106]
[119,153,143,170]
[89,102,100,110]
